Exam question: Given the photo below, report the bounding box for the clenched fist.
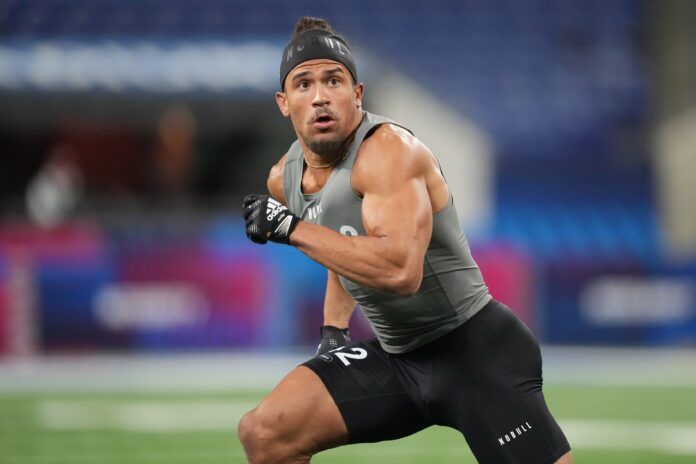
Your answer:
[243,194,300,245]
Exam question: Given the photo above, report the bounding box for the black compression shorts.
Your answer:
[302,299,570,463]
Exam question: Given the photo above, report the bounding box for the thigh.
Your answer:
[303,338,430,444]
[248,365,349,455]
[429,300,571,463]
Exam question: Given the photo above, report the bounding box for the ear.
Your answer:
[354,83,365,108]
[275,91,290,117]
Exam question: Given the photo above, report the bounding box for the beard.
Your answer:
[301,108,360,159]
[306,136,346,157]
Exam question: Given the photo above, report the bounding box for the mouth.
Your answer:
[312,114,336,130]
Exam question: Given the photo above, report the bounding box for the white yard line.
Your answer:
[1,451,248,463]
[31,400,696,455]
[560,419,696,455]
[1,347,696,392]
[0,351,309,393]
[540,346,696,388]
[37,399,259,432]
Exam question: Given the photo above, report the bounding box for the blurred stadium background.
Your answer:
[1,0,696,462]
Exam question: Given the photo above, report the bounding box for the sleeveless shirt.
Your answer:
[283,111,491,354]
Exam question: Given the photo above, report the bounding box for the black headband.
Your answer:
[280,28,358,90]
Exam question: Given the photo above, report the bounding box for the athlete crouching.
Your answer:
[239,16,573,464]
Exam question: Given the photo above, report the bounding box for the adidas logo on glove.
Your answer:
[266,198,286,221]
[243,194,300,245]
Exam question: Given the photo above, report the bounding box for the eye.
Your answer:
[298,80,310,89]
[328,77,340,86]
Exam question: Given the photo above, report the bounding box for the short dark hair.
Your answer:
[291,16,335,40]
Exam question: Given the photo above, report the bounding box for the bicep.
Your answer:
[361,168,432,254]
[267,155,287,205]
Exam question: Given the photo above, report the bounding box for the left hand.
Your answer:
[316,325,351,355]
[243,194,299,245]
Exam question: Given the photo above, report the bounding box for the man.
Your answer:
[239,16,572,464]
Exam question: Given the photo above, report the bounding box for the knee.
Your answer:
[238,409,270,461]
[237,409,256,451]
[238,408,305,464]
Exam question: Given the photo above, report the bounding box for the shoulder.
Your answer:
[267,153,288,205]
[352,124,431,193]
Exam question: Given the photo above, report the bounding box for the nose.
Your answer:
[311,85,330,107]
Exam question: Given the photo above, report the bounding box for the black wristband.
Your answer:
[317,325,351,354]
[270,212,299,245]
[320,325,350,338]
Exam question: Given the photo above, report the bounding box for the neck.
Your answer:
[304,151,346,169]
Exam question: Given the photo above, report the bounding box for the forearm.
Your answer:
[324,270,356,328]
[290,221,420,295]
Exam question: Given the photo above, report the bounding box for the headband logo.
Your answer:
[280,30,357,88]
[285,36,352,63]
[324,37,348,56]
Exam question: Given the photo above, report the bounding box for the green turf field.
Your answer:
[2,385,696,463]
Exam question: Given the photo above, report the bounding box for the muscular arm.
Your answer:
[290,126,433,296]
[267,154,287,205]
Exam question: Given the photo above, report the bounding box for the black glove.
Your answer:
[316,325,351,355]
[243,194,300,245]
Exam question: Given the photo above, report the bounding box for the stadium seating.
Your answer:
[2,0,670,345]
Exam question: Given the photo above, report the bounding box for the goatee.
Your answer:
[307,138,345,157]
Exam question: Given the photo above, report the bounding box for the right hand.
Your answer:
[316,325,351,355]
[242,194,299,245]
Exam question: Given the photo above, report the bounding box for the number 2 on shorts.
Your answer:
[331,347,368,366]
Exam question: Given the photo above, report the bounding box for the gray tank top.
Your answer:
[283,111,491,354]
